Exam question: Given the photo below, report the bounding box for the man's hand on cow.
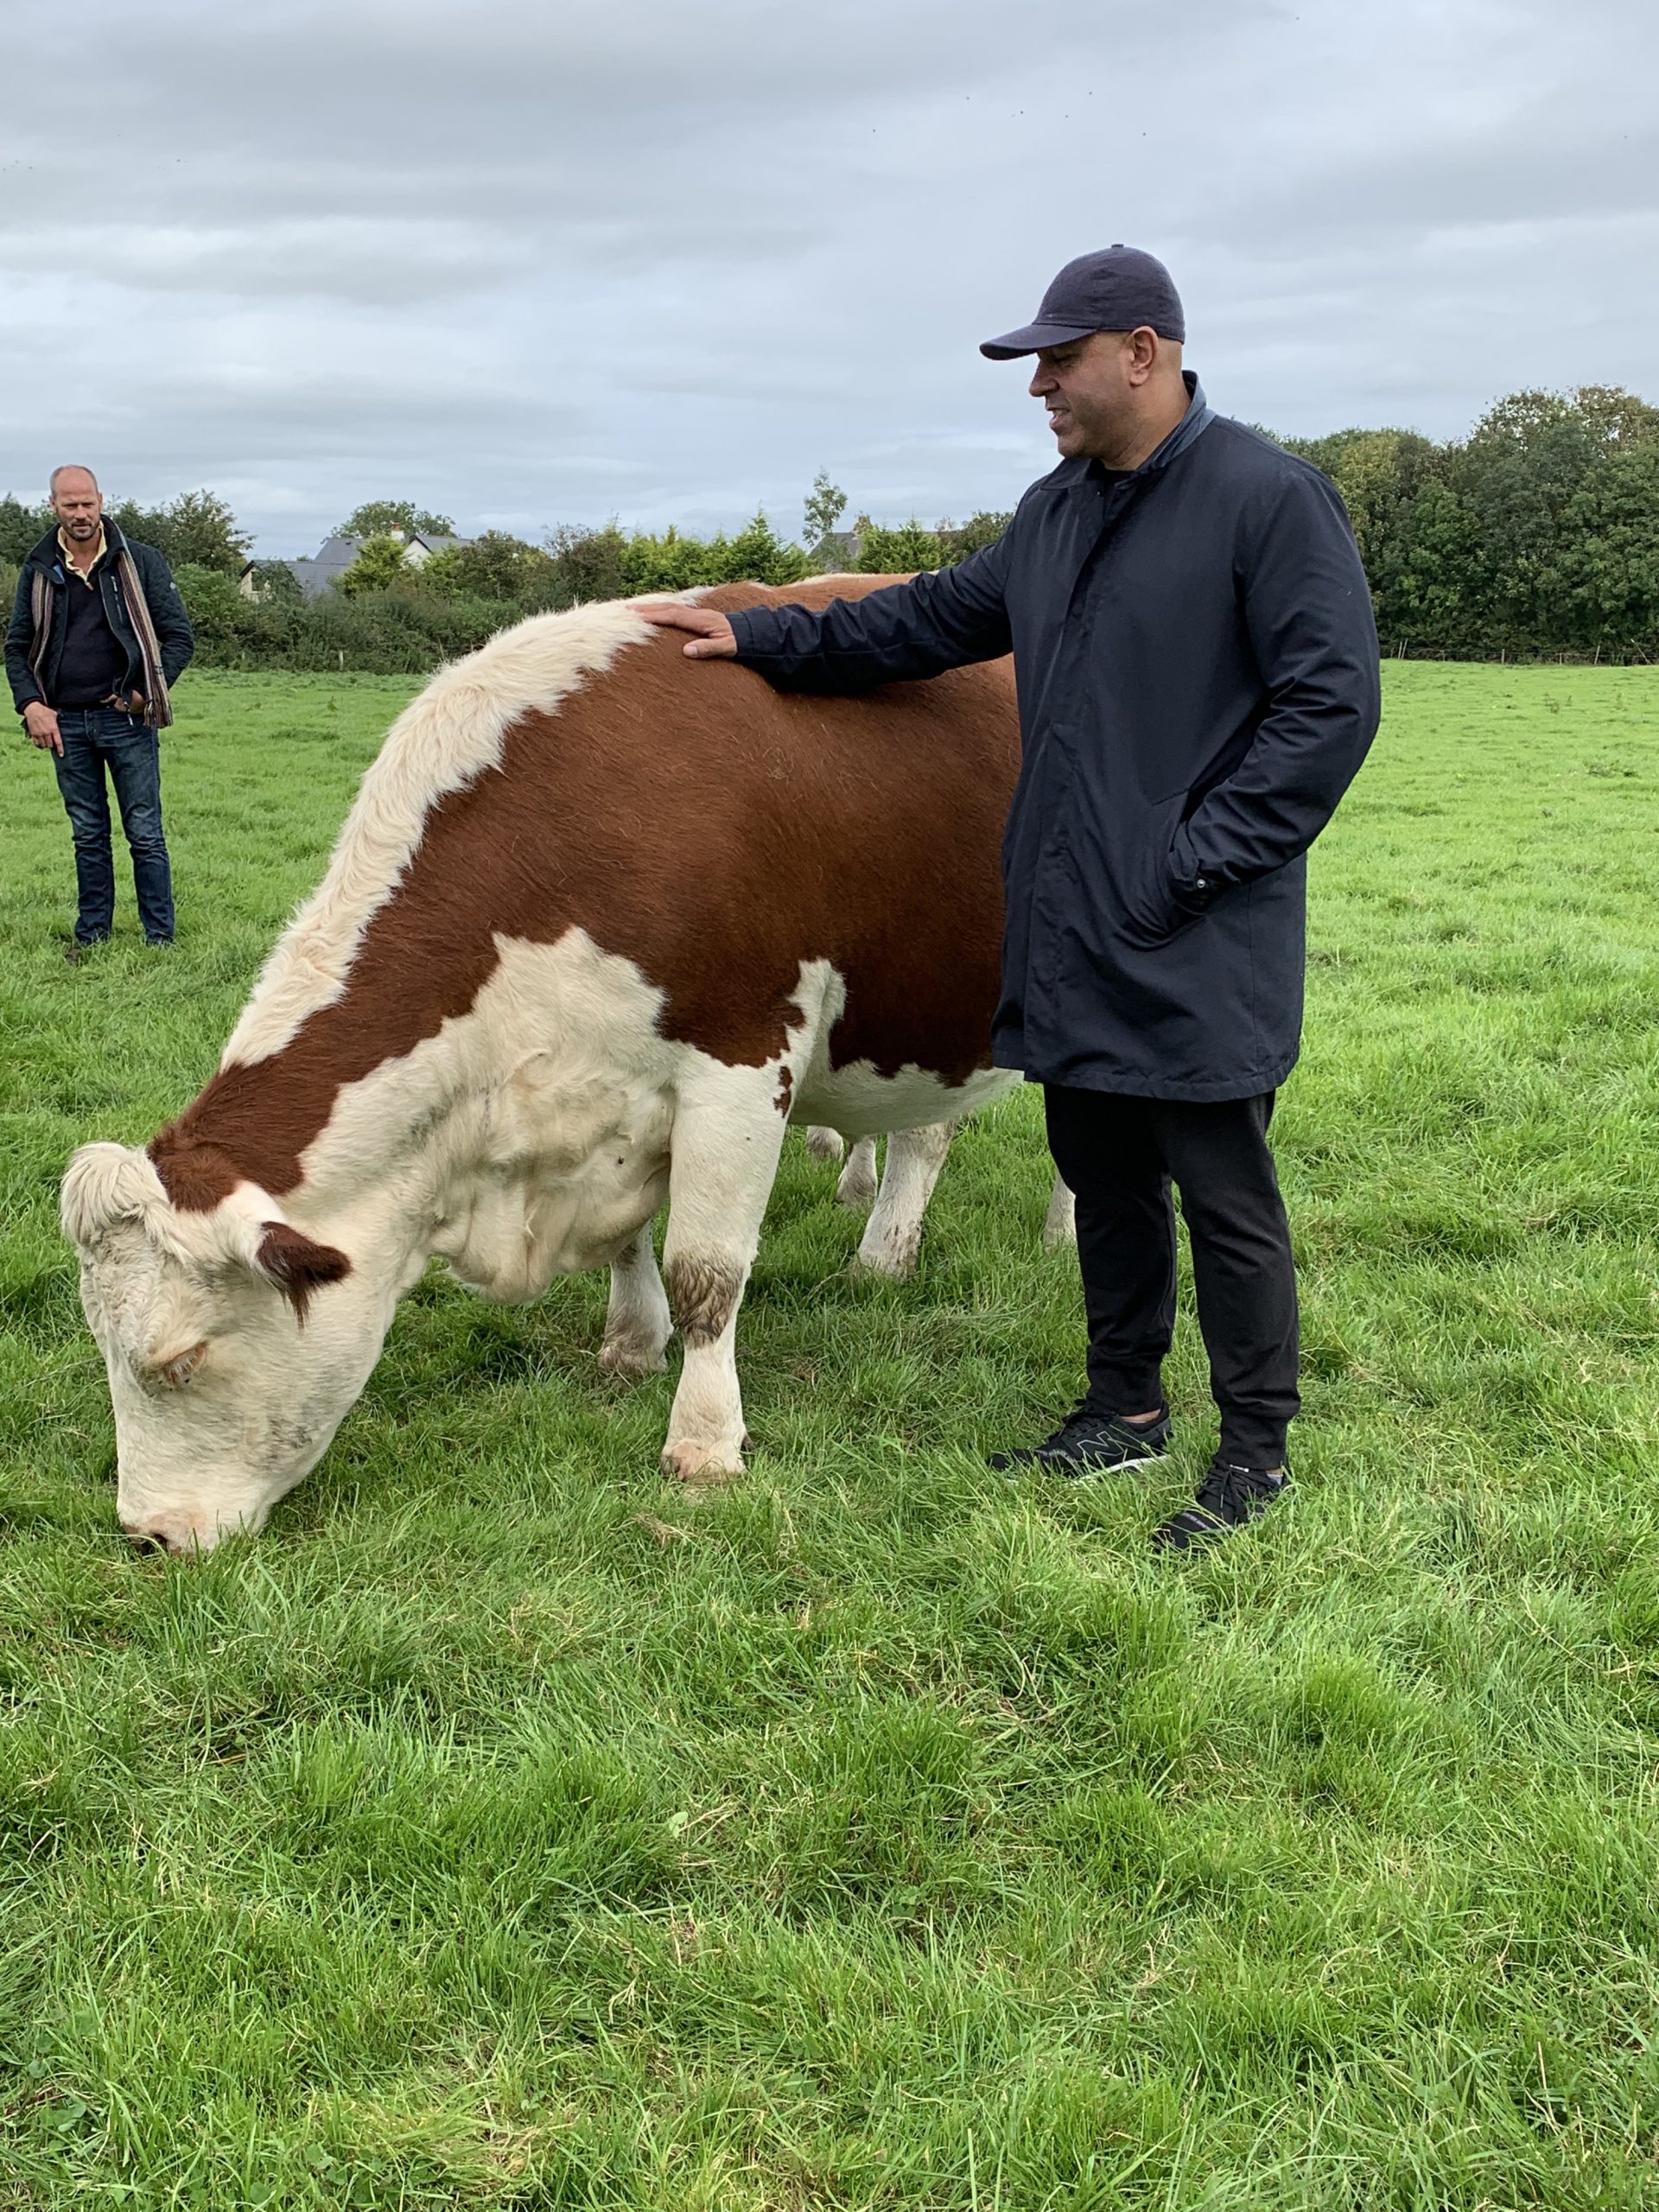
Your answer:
[637,604,739,658]
[23,702,63,755]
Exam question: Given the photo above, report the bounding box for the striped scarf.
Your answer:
[28,533,175,730]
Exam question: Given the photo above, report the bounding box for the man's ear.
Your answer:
[255,1223,352,1325]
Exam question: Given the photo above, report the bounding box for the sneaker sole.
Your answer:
[1050,1450,1166,1479]
[991,1447,1167,1477]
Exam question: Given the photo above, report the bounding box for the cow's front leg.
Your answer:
[855,1120,954,1280]
[600,1218,672,1379]
[660,1059,792,1486]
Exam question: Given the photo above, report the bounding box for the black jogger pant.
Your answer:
[1041,1086,1300,1469]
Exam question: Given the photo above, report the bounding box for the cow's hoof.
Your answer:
[853,1232,920,1281]
[599,1335,670,1382]
[1043,1181,1077,1251]
[661,1439,745,1486]
[805,1127,846,1164]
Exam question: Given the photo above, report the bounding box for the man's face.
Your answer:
[1027,330,1145,460]
[52,472,103,543]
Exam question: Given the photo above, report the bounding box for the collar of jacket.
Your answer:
[1056,372,1215,496]
[57,520,109,582]
[27,514,130,583]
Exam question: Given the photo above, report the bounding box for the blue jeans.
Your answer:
[51,707,175,944]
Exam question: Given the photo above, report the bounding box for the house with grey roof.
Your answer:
[804,526,867,575]
[240,527,467,601]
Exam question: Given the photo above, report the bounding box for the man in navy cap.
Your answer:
[642,246,1380,1551]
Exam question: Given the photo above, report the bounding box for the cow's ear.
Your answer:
[140,1339,207,1390]
[255,1223,352,1325]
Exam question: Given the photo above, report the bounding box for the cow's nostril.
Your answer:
[120,1522,168,1554]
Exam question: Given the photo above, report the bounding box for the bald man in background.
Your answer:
[6,466,194,957]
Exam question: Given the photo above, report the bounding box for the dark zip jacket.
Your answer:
[726,377,1381,1099]
[5,521,194,719]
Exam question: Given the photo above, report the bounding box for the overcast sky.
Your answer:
[5,0,1655,557]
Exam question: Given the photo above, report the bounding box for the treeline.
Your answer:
[4,384,1657,671]
[1276,385,1659,660]
[0,490,1012,677]
[202,512,1010,675]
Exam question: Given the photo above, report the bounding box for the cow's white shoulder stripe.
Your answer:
[223,600,661,1070]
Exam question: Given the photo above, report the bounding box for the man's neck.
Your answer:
[1091,378,1192,474]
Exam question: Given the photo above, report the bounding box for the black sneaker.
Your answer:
[989,1403,1170,1478]
[1153,1457,1290,1551]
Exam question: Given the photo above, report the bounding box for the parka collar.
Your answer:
[1137,372,1213,474]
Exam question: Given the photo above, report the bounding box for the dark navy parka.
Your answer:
[727,378,1382,1100]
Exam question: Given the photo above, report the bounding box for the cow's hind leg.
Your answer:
[1043,1173,1077,1251]
[660,1060,792,1486]
[600,1218,672,1379]
[836,1135,880,1210]
[855,1120,954,1281]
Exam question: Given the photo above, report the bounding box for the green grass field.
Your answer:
[3,663,1659,2209]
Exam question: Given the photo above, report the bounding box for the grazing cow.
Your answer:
[63,576,1033,1552]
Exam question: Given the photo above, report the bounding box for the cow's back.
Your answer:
[306,576,1015,1084]
[153,580,1018,1205]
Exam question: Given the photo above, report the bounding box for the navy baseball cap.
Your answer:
[981,245,1185,359]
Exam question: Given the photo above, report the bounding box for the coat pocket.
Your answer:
[1116,792,1200,950]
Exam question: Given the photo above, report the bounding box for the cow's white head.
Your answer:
[62,1142,389,1553]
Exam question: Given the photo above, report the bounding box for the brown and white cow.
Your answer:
[62,575,1042,1552]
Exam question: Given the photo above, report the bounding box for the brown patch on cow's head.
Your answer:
[255,1223,352,1324]
[147,1132,243,1212]
[773,1067,792,1115]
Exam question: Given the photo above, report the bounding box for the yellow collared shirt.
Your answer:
[57,522,108,586]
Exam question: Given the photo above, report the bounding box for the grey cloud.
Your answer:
[3,0,1654,554]
[0,219,519,303]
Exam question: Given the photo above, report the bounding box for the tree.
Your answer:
[721,511,808,586]
[1385,475,1481,653]
[110,489,251,575]
[544,524,630,605]
[420,531,561,606]
[1566,385,1659,451]
[0,493,50,563]
[803,470,848,550]
[173,563,248,632]
[858,519,945,574]
[1553,441,1659,652]
[938,511,1013,564]
[334,536,410,594]
[619,525,728,594]
[1453,394,1607,649]
[337,499,457,541]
